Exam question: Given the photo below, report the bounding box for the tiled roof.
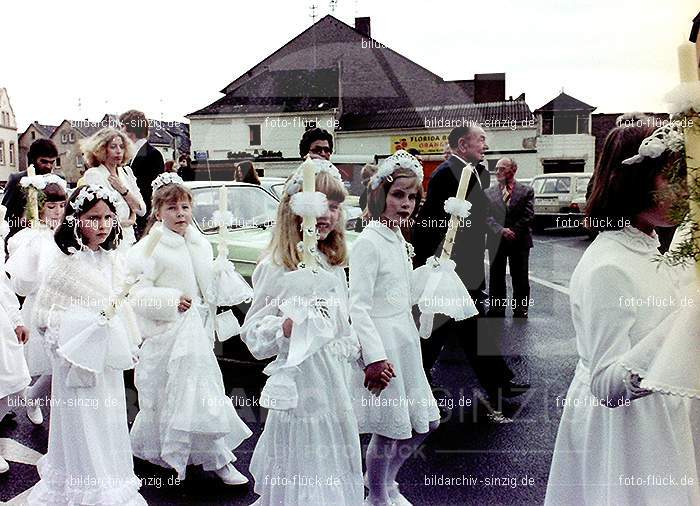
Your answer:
[340,99,534,131]
[189,15,479,118]
[191,68,340,115]
[535,92,596,113]
[33,122,57,137]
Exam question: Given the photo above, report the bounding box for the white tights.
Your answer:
[26,375,51,405]
[366,420,439,504]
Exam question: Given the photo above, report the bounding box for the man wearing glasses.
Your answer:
[299,127,333,160]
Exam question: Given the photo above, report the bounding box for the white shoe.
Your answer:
[388,481,412,506]
[214,463,249,485]
[0,455,9,474]
[27,405,43,425]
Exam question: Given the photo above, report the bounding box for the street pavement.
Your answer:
[0,229,592,506]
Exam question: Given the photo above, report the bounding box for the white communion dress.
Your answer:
[0,233,30,402]
[241,254,364,506]
[127,223,252,480]
[349,220,440,440]
[27,247,146,505]
[545,227,700,505]
[6,225,60,375]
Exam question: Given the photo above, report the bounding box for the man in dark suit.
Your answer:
[413,126,527,405]
[119,109,164,239]
[2,139,59,237]
[485,158,534,318]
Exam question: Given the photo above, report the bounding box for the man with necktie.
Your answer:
[413,126,528,408]
[485,158,534,318]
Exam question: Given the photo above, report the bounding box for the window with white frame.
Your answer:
[9,142,14,165]
[0,141,4,164]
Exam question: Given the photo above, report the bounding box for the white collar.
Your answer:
[366,220,402,243]
[133,138,147,155]
[152,221,202,248]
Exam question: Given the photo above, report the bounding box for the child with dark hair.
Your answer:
[6,174,67,426]
[28,185,145,505]
[545,124,700,504]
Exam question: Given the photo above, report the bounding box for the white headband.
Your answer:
[622,122,685,165]
[370,150,424,190]
[284,159,343,196]
[20,173,68,193]
[151,172,185,193]
[70,185,121,213]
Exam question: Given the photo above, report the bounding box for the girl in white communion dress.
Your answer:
[28,185,146,505]
[0,213,31,475]
[6,174,66,426]
[127,174,252,485]
[545,124,700,505]
[349,151,440,506]
[242,160,364,506]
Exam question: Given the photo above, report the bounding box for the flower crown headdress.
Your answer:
[370,150,424,190]
[622,122,685,165]
[284,159,343,196]
[20,173,68,193]
[69,185,121,214]
[151,172,185,193]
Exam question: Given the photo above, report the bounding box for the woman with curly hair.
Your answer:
[81,128,146,247]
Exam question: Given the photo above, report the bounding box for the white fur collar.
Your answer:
[149,222,213,300]
[153,222,207,249]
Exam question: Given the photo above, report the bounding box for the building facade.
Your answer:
[188,15,547,182]
[0,88,18,182]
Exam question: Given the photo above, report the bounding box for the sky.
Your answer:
[4,0,697,131]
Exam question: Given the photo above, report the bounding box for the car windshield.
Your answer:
[537,177,571,194]
[192,185,278,232]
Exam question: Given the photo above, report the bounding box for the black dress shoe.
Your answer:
[513,310,528,318]
[501,381,531,398]
[486,309,505,318]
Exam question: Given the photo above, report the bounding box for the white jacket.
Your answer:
[127,223,213,328]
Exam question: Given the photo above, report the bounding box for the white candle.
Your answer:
[25,165,38,225]
[440,164,473,260]
[218,185,230,255]
[301,158,317,268]
[679,41,699,82]
[219,185,228,214]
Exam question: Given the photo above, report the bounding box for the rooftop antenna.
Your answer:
[310,1,318,24]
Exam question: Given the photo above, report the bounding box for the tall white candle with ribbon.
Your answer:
[680,41,700,83]
[678,40,700,281]
[301,158,318,269]
[26,164,39,226]
[440,164,472,260]
[218,184,230,256]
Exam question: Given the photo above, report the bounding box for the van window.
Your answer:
[576,176,590,193]
[531,179,544,194]
[540,177,571,194]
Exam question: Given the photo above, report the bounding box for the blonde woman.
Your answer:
[81,128,146,246]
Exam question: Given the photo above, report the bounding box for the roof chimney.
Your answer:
[355,17,371,38]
